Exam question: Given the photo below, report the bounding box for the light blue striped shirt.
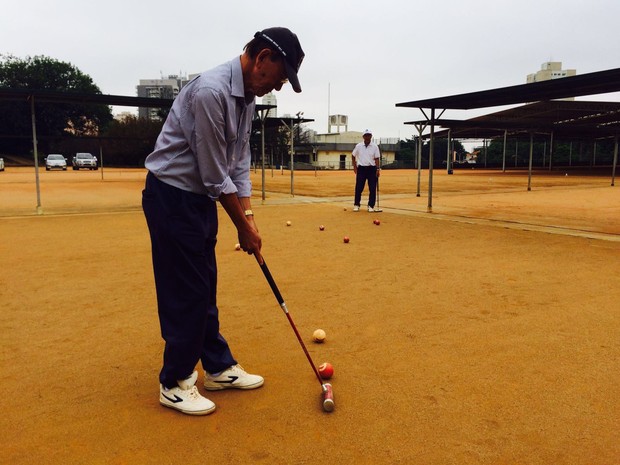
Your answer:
[145,57,255,199]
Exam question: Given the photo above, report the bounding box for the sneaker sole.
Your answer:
[204,379,264,391]
[159,398,216,416]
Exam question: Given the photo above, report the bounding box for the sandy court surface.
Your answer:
[1,167,619,464]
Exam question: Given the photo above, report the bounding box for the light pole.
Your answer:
[290,111,304,196]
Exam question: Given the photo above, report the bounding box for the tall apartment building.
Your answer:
[261,92,278,117]
[526,62,576,101]
[526,62,576,83]
[137,75,188,120]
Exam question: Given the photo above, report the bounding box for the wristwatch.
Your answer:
[244,209,254,217]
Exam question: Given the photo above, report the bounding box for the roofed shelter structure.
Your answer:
[406,100,620,189]
[253,109,314,200]
[396,67,620,212]
[0,88,175,213]
[0,87,285,213]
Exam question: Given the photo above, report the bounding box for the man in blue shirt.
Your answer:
[142,27,305,415]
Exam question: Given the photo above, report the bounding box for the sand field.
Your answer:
[1,166,619,464]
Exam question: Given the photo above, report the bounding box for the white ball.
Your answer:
[312,329,326,343]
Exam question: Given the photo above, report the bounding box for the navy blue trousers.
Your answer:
[354,165,378,208]
[142,172,236,388]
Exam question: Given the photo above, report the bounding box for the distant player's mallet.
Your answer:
[375,151,383,212]
[375,169,383,212]
[255,254,335,412]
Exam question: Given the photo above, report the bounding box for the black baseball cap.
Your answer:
[254,27,305,93]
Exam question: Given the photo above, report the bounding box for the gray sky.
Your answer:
[2,0,619,141]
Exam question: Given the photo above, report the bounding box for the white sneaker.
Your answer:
[204,364,264,391]
[367,206,375,212]
[160,371,216,415]
[353,205,360,212]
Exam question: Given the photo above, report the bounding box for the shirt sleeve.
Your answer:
[230,134,252,198]
[193,86,238,199]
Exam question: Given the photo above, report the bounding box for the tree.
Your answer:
[99,114,163,167]
[420,138,466,168]
[483,136,617,168]
[0,54,113,154]
[395,137,419,168]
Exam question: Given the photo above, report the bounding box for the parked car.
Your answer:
[72,152,98,170]
[45,154,68,171]
[0,157,4,171]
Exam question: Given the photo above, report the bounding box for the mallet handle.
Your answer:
[255,254,325,386]
[255,254,284,305]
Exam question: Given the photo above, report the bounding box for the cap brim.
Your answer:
[285,62,302,93]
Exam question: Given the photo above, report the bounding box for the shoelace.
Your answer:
[229,364,247,375]
[187,386,201,400]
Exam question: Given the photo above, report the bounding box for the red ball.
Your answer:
[374,219,381,225]
[318,362,334,379]
[343,236,350,243]
[319,225,325,231]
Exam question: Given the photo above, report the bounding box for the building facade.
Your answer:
[526,62,576,83]
[261,93,278,117]
[137,75,188,120]
[310,131,398,170]
[526,62,577,101]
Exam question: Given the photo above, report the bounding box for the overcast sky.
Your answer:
[2,0,619,141]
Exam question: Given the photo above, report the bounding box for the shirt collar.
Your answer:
[231,57,245,99]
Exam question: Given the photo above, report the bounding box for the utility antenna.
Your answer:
[327,82,330,133]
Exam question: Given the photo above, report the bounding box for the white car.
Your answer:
[72,152,98,170]
[45,154,68,171]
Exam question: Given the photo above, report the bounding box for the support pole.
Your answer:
[527,132,534,191]
[446,129,451,174]
[290,116,294,196]
[30,96,43,215]
[428,108,435,213]
[99,145,104,180]
[502,130,507,173]
[416,129,423,197]
[261,114,266,201]
[612,135,618,187]
[548,131,554,171]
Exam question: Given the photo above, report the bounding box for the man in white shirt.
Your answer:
[142,27,305,415]
[351,129,381,212]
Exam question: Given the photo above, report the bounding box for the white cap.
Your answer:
[362,129,372,135]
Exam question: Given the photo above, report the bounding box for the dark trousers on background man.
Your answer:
[354,165,378,208]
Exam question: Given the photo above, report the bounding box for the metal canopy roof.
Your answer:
[0,89,284,114]
[406,100,620,140]
[258,116,314,129]
[0,87,174,108]
[395,67,620,110]
[396,68,620,211]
